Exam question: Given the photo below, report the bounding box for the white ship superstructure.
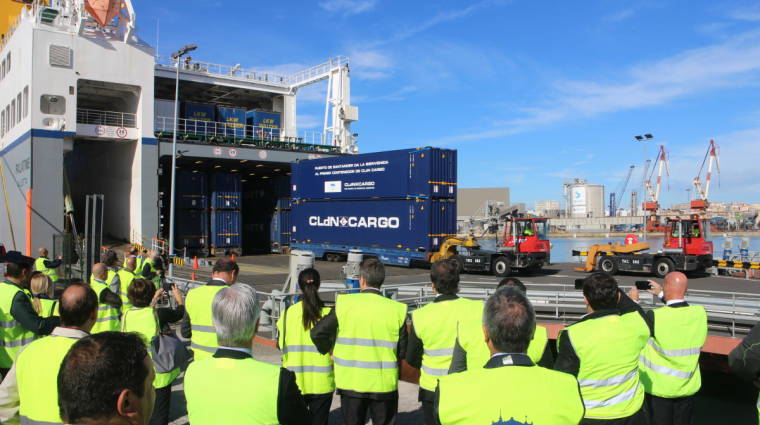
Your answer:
[0,0,357,256]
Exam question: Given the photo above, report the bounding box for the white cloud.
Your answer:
[424,29,760,145]
[349,49,395,80]
[319,0,377,16]
[727,4,760,21]
[297,114,323,129]
[603,8,637,23]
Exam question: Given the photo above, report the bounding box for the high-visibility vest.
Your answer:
[639,305,707,398]
[458,324,550,370]
[34,257,59,283]
[121,306,180,388]
[89,279,121,334]
[411,297,483,391]
[143,258,161,287]
[185,285,225,360]
[333,292,407,393]
[277,302,334,395]
[185,355,281,425]
[117,269,136,310]
[559,312,649,420]
[0,281,37,368]
[36,297,58,318]
[438,363,585,425]
[16,334,79,424]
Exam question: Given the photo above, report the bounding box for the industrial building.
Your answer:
[563,179,605,218]
[0,1,358,257]
[534,200,561,218]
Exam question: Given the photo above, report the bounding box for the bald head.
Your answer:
[92,263,107,280]
[59,284,98,330]
[39,247,48,257]
[663,272,688,301]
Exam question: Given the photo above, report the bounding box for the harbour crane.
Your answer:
[642,145,669,231]
[608,165,635,216]
[690,139,720,211]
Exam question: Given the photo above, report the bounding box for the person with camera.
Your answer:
[555,273,650,424]
[121,279,188,425]
[629,272,707,425]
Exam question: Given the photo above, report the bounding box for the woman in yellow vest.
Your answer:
[276,268,334,425]
[29,272,57,318]
[121,278,187,425]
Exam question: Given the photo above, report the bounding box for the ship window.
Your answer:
[16,93,21,124]
[1,109,5,136]
[1,58,5,80]
[23,86,28,118]
[10,99,15,128]
[5,53,9,74]
[40,95,66,115]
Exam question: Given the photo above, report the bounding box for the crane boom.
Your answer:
[691,139,720,210]
[609,165,635,216]
[643,145,668,211]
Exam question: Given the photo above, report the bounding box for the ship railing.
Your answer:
[77,108,137,128]
[163,276,760,341]
[153,116,332,147]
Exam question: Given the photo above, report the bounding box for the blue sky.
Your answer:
[134,0,760,209]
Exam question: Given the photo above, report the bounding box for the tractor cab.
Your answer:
[664,217,713,256]
[503,218,550,254]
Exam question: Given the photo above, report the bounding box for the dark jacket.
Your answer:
[39,257,62,269]
[99,286,123,311]
[310,287,408,400]
[3,280,59,336]
[180,278,227,339]
[729,321,760,382]
[213,348,310,425]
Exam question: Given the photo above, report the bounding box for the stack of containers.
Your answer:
[270,198,292,253]
[182,102,215,134]
[217,106,246,138]
[175,170,209,257]
[290,147,457,262]
[246,110,281,140]
[210,172,242,255]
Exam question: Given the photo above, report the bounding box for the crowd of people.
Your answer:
[0,245,757,425]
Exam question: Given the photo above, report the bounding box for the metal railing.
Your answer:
[77,108,137,128]
[164,276,760,342]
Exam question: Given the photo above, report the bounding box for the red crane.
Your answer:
[642,145,669,232]
[690,139,720,211]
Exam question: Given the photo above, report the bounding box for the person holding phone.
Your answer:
[629,272,707,425]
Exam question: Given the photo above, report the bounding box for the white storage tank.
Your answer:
[565,179,605,218]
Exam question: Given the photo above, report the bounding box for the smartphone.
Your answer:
[635,280,652,290]
[574,279,585,290]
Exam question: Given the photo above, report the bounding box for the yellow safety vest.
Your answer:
[559,312,649,420]
[185,285,225,360]
[411,297,483,391]
[34,257,59,283]
[36,297,58,318]
[16,334,79,424]
[143,258,161,287]
[0,281,37,368]
[277,302,334,395]
[89,279,121,334]
[459,324,550,370]
[639,305,707,398]
[121,306,179,388]
[116,269,136,310]
[438,362,585,425]
[185,355,281,425]
[333,292,407,393]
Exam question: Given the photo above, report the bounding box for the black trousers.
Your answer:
[421,399,436,425]
[645,393,693,425]
[304,393,333,425]
[581,405,650,425]
[340,394,398,425]
[148,385,172,425]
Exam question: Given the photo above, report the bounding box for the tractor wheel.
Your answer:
[654,258,675,278]
[599,257,618,275]
[492,256,511,277]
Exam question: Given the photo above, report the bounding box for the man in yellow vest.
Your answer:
[0,251,60,377]
[58,332,156,425]
[183,258,239,359]
[449,277,553,374]
[140,251,165,288]
[405,259,484,425]
[435,287,585,425]
[0,284,98,424]
[117,257,138,310]
[101,249,122,296]
[34,247,62,285]
[629,272,707,425]
[89,263,122,333]
[555,272,650,424]
[311,258,408,425]
[184,283,309,424]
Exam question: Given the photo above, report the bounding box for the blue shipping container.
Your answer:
[246,110,281,140]
[210,172,242,209]
[291,147,457,201]
[183,102,216,134]
[176,209,209,249]
[211,210,241,248]
[177,170,208,209]
[217,106,246,138]
[291,198,456,252]
[270,209,292,252]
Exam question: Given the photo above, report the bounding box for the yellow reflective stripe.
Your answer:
[0,320,21,328]
[335,337,397,350]
[639,355,694,380]
[583,383,640,410]
[20,416,62,425]
[282,345,320,354]
[578,369,637,388]
[333,357,397,369]
[423,347,454,357]
[191,324,215,333]
[287,365,333,373]
[647,340,701,357]
[422,365,449,376]
[96,315,120,323]
[0,336,36,347]
[191,342,217,353]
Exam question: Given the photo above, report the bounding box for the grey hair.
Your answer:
[483,287,536,353]
[212,283,261,347]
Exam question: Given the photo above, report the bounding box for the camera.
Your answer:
[635,280,652,290]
